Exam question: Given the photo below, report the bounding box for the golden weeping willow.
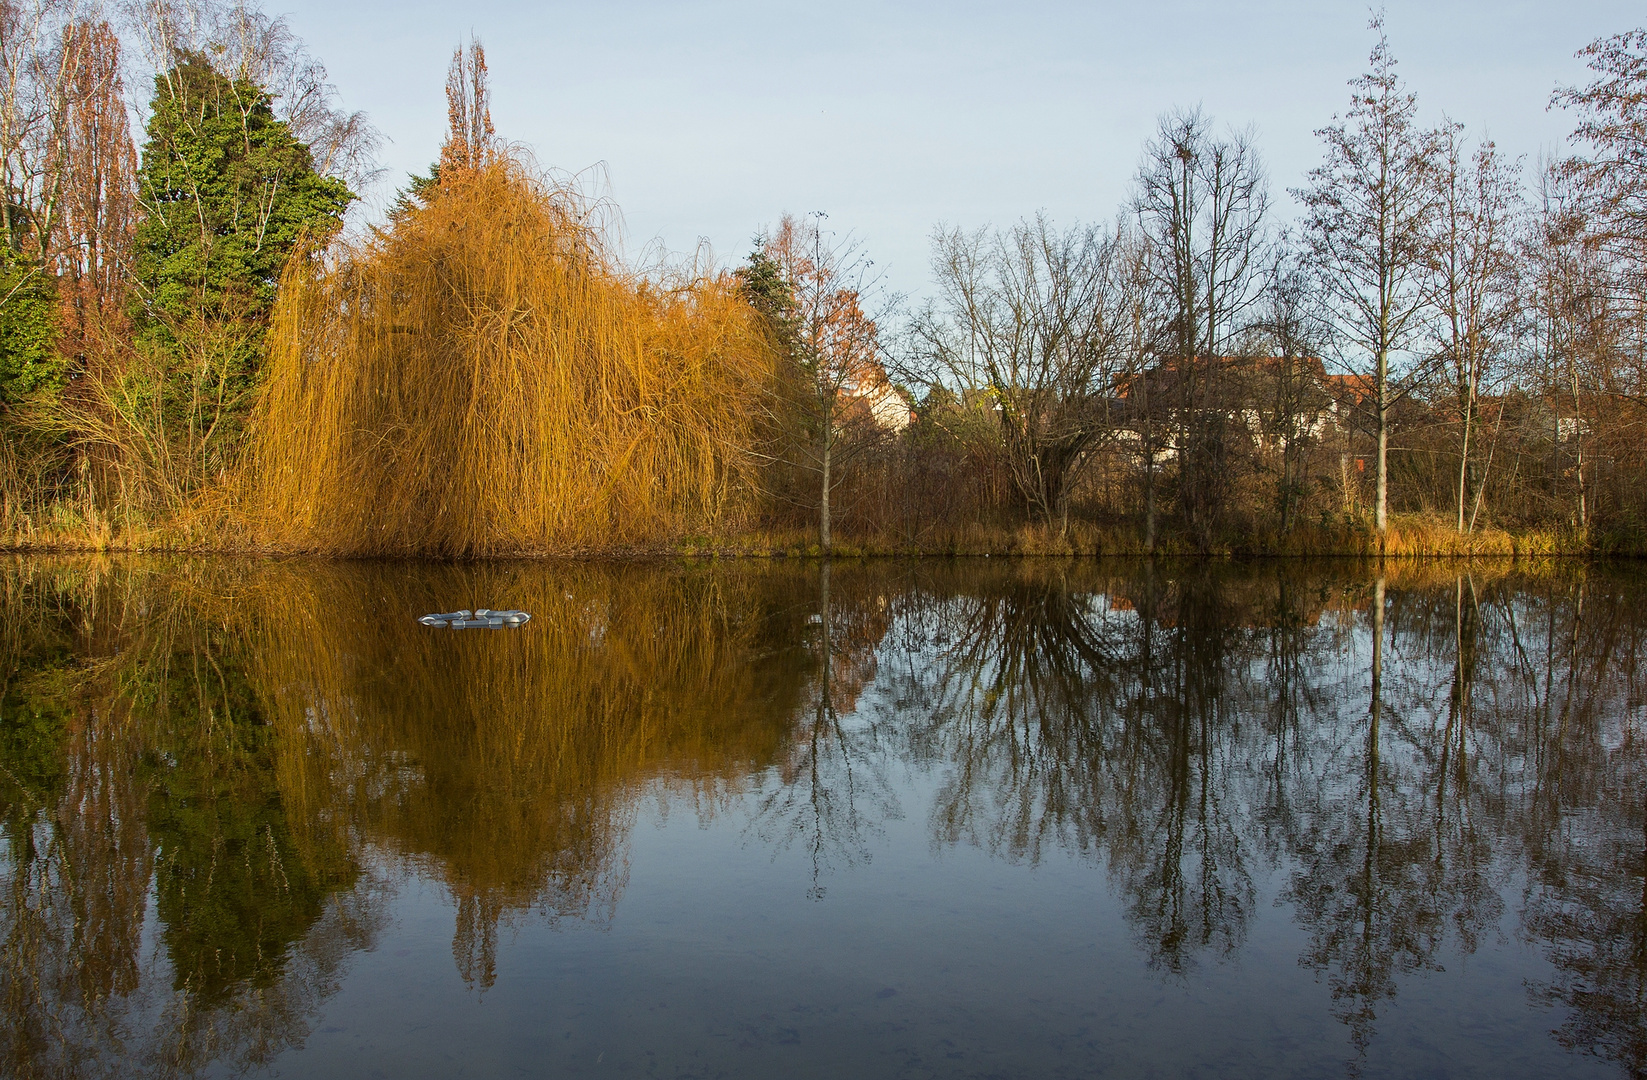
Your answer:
[249,155,774,556]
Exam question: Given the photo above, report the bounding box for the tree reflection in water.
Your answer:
[876,561,1262,973]
[866,560,1647,1076]
[0,559,815,1073]
[750,561,901,900]
[1279,574,1506,1075]
[1510,575,1647,1078]
[245,561,817,987]
[0,558,1644,1077]
[0,559,381,1080]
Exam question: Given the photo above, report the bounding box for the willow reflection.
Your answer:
[0,559,821,1073]
[245,561,817,986]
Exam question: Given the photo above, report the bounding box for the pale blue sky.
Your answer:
[273,0,1642,299]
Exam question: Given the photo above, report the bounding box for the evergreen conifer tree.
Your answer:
[131,53,351,378]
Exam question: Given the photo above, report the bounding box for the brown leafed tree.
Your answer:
[758,212,890,553]
[49,20,137,360]
[1553,25,1647,458]
[1554,29,1647,275]
[441,37,493,177]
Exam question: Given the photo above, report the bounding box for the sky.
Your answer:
[273,0,1642,302]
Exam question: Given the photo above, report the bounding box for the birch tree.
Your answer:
[123,0,381,191]
[0,0,74,261]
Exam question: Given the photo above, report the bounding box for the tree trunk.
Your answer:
[1456,398,1471,534]
[820,432,832,554]
[1375,347,1389,546]
[1144,433,1157,553]
[1569,362,1586,533]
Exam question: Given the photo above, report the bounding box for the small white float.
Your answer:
[418,608,532,629]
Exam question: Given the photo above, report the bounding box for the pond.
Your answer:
[0,556,1642,1079]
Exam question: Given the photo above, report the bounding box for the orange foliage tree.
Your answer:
[747,213,893,552]
[49,19,137,363]
[249,43,777,555]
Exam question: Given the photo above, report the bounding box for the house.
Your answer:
[839,362,913,432]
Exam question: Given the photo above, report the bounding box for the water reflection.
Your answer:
[0,557,1643,1077]
[251,562,825,987]
[0,561,382,1079]
[751,561,900,899]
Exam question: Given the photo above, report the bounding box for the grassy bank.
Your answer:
[0,508,1598,560]
[672,513,1585,559]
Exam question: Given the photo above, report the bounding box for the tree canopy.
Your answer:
[131,52,352,349]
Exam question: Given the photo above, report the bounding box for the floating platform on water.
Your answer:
[418,608,532,629]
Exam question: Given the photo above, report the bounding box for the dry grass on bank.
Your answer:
[0,510,1597,560]
[686,513,1584,560]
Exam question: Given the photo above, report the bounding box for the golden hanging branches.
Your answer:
[249,154,777,556]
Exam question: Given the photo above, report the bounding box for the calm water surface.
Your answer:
[0,556,1643,1079]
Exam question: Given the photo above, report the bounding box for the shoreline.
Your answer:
[0,523,1617,562]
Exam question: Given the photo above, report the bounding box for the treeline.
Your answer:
[0,0,370,542]
[791,17,1647,555]
[1,6,1646,555]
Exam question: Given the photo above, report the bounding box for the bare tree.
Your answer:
[121,0,381,190]
[912,213,1134,535]
[1297,14,1440,544]
[1423,124,1520,533]
[754,212,890,553]
[1254,237,1330,533]
[1522,161,1612,532]
[1112,223,1166,549]
[1132,107,1269,547]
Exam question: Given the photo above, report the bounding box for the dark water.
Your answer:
[0,557,1643,1079]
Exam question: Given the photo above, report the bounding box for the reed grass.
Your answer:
[247,155,774,557]
[678,513,1586,560]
